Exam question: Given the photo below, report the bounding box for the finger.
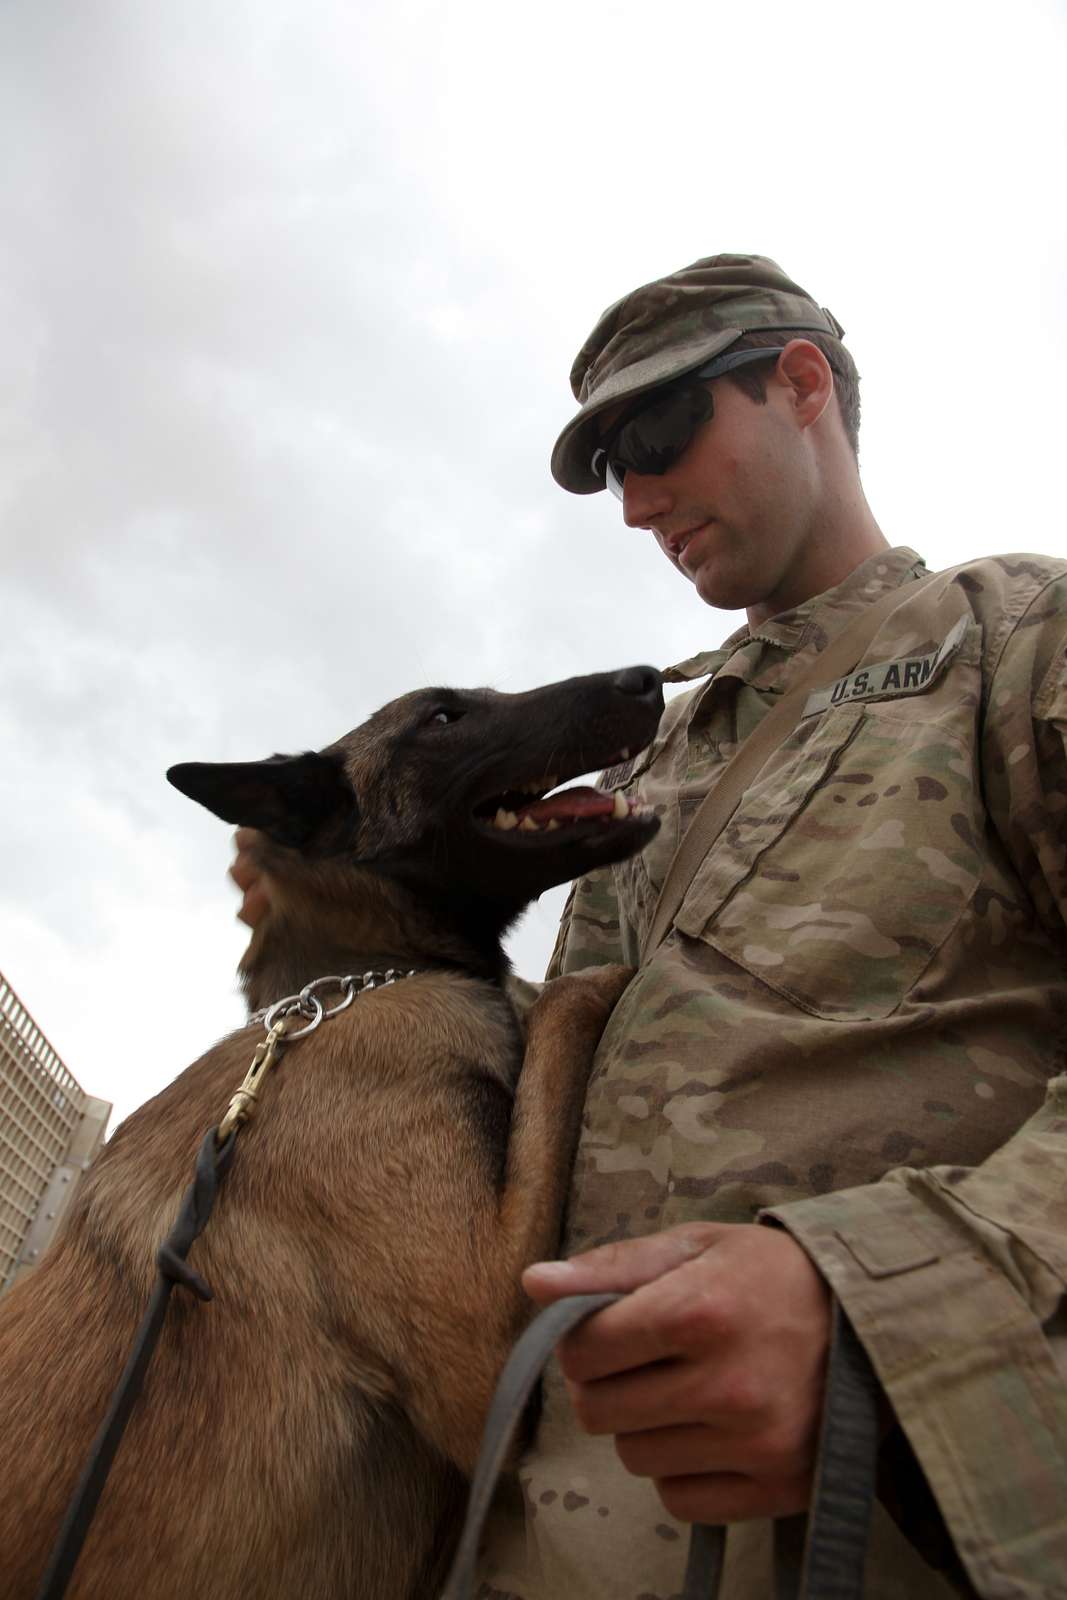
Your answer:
[615,1422,741,1481]
[614,1420,803,1483]
[565,1332,773,1437]
[237,882,270,929]
[654,1468,811,1525]
[229,853,258,893]
[552,1252,732,1382]
[233,827,262,850]
[523,1223,724,1306]
[568,1360,716,1437]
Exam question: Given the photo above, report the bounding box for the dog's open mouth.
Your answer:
[472,749,654,837]
[474,784,654,833]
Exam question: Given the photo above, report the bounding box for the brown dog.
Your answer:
[0,666,662,1600]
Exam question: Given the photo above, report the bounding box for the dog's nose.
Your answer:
[611,665,662,701]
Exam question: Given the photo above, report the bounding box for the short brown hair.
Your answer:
[722,330,861,457]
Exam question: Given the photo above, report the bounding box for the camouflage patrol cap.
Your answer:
[551,253,846,494]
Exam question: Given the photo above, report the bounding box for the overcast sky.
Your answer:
[3,0,1066,1132]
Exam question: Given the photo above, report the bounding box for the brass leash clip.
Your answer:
[217,1015,293,1145]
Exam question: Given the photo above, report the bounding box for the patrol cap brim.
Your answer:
[550,326,744,496]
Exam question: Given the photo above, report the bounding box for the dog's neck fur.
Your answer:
[239,854,515,1011]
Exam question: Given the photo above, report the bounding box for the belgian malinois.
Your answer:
[1,665,662,1600]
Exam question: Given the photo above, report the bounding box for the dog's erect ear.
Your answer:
[167,752,356,849]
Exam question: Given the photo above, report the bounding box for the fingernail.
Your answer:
[526,1260,575,1281]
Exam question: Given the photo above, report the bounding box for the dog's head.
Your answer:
[168,665,663,915]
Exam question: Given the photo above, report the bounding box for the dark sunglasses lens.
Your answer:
[610,383,714,487]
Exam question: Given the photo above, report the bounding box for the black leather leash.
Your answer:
[34,1126,237,1600]
[438,1296,880,1600]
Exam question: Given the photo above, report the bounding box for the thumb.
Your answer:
[523,1223,722,1307]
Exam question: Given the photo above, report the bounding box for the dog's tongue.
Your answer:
[517,786,614,824]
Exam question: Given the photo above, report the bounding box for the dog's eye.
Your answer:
[428,707,465,726]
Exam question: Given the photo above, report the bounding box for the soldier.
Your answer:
[233,256,1067,1598]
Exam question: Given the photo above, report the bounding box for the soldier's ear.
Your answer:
[167,751,357,849]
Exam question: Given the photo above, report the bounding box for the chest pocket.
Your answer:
[673,626,985,1021]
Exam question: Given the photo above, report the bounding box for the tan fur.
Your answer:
[0,668,661,1600]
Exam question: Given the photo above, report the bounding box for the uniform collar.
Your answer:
[663,547,928,684]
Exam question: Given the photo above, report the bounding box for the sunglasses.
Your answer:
[590,347,787,500]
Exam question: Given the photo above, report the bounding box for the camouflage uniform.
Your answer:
[478,546,1067,1599]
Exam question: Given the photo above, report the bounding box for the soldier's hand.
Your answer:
[523,1222,832,1524]
[229,827,271,928]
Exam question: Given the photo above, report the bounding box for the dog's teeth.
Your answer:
[620,748,630,761]
[612,790,630,820]
[545,819,560,831]
[494,809,519,830]
[518,815,540,831]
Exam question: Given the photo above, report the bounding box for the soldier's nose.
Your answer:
[622,470,673,529]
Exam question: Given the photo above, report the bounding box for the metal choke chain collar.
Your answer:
[250,968,419,1039]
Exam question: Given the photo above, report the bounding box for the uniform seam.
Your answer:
[975,568,1067,928]
[922,1172,1067,1292]
[981,566,1067,715]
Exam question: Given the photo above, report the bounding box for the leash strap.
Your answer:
[34,1127,237,1600]
[439,1296,880,1600]
[438,1294,623,1600]
[683,1522,727,1598]
[640,575,941,963]
[796,1305,881,1598]
[678,1304,880,1600]
[438,1293,722,1600]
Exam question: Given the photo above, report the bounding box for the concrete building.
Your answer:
[0,969,110,1293]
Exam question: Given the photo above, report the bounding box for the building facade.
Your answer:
[0,969,110,1293]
